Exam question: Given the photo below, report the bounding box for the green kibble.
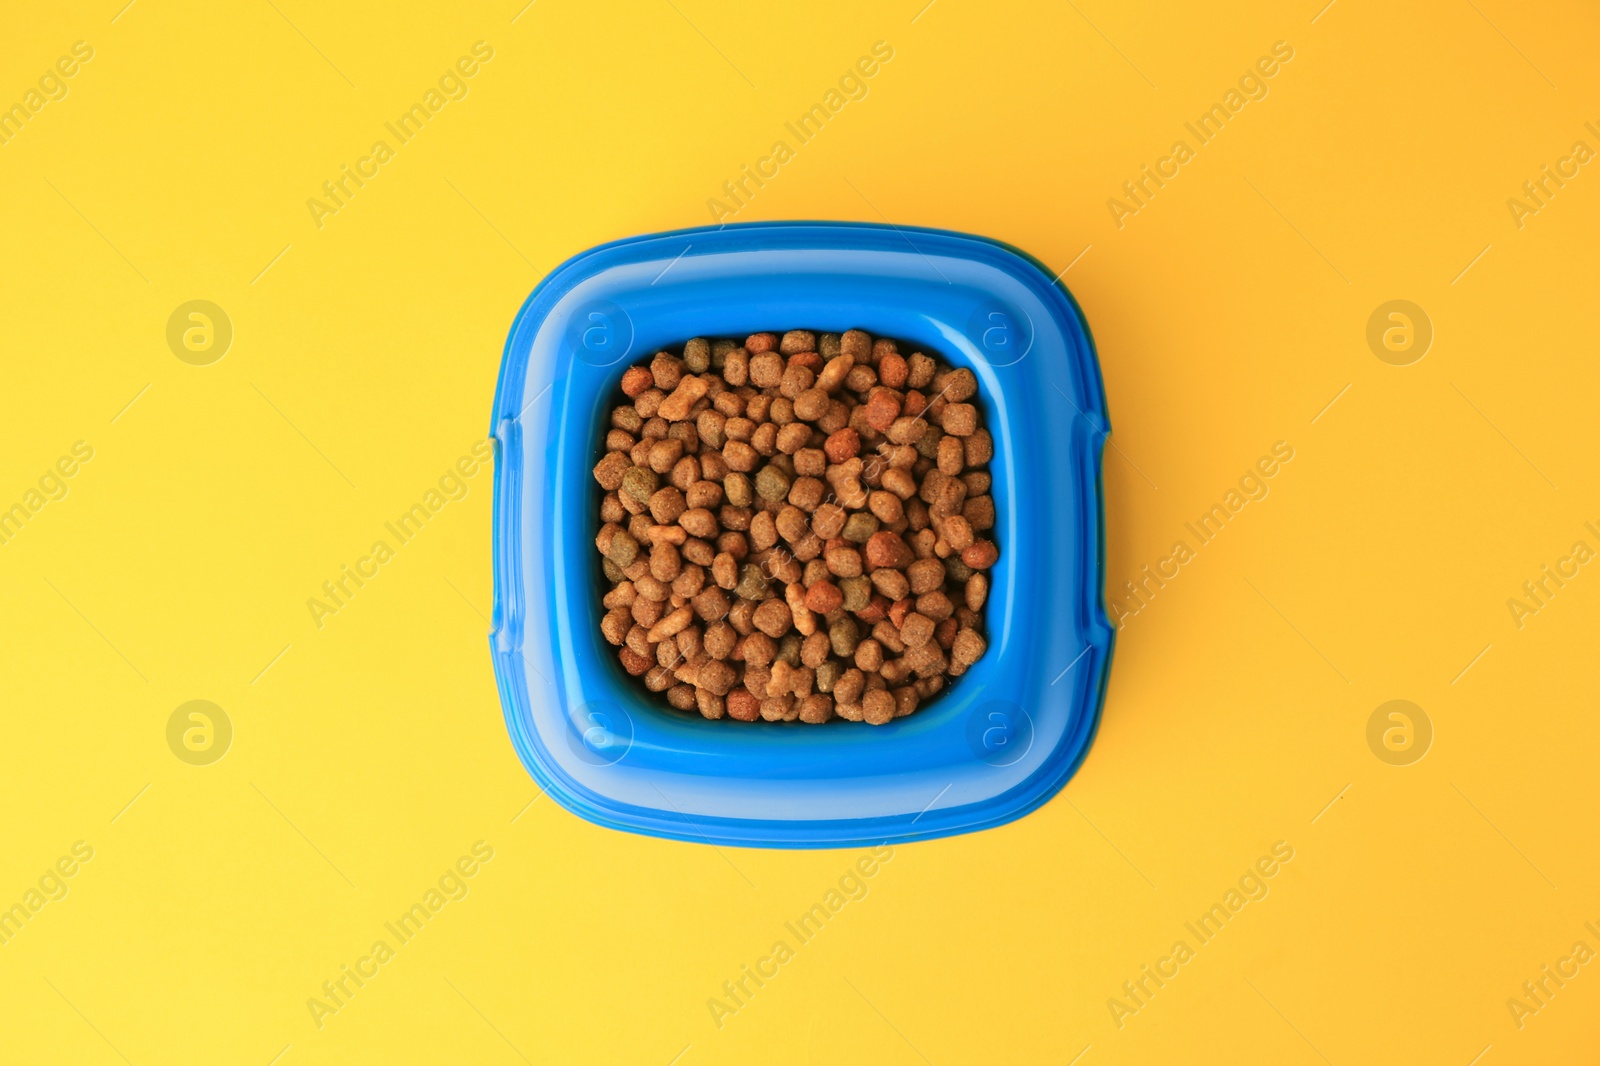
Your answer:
[777,633,801,666]
[606,529,638,567]
[829,616,860,657]
[683,337,711,373]
[602,557,625,582]
[815,660,842,693]
[842,512,880,544]
[946,555,974,582]
[755,465,791,502]
[736,564,769,601]
[840,576,871,611]
[621,466,658,503]
[916,425,943,460]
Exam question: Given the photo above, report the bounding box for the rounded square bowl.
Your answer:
[489,221,1113,848]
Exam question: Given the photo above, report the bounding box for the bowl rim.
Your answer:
[489,220,1115,848]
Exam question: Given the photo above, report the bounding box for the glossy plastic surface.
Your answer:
[489,221,1113,848]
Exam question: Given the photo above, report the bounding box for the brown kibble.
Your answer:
[863,689,895,725]
[854,638,884,672]
[886,417,926,445]
[618,647,653,676]
[593,451,631,491]
[916,590,955,621]
[965,572,989,611]
[805,579,843,613]
[621,366,654,397]
[868,568,910,601]
[601,607,631,645]
[726,687,760,721]
[904,640,947,678]
[649,541,682,582]
[649,486,687,525]
[940,514,975,551]
[951,627,987,670]
[787,477,824,511]
[824,428,860,464]
[906,556,945,594]
[679,507,718,539]
[779,329,815,355]
[776,422,812,454]
[857,594,891,624]
[961,540,999,570]
[963,494,995,531]
[793,387,830,421]
[698,659,737,696]
[748,351,783,388]
[900,612,935,649]
[752,599,794,638]
[799,694,834,724]
[964,429,993,467]
[864,390,902,432]
[941,403,977,437]
[863,531,912,569]
[878,353,908,388]
[695,689,724,719]
[937,435,965,476]
[867,490,904,524]
[759,695,794,722]
[824,544,863,578]
[817,353,854,391]
[938,367,977,402]
[657,376,708,421]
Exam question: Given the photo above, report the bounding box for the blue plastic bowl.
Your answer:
[489,221,1113,848]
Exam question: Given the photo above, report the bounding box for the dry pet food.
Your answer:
[592,329,997,725]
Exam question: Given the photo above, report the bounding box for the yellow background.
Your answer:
[3,0,1597,1062]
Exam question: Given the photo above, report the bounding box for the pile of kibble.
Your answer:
[592,329,997,726]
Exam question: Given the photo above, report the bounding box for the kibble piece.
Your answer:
[900,612,935,649]
[950,627,986,672]
[593,451,631,491]
[963,495,995,531]
[863,531,912,570]
[941,403,977,437]
[726,688,760,721]
[905,556,946,594]
[940,514,975,551]
[869,568,910,602]
[805,579,844,614]
[621,466,658,504]
[964,429,993,467]
[752,599,793,638]
[863,689,896,726]
[965,573,989,611]
[841,512,879,544]
[824,544,863,578]
[604,529,639,567]
[754,465,790,502]
[961,540,1000,570]
[854,639,884,672]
